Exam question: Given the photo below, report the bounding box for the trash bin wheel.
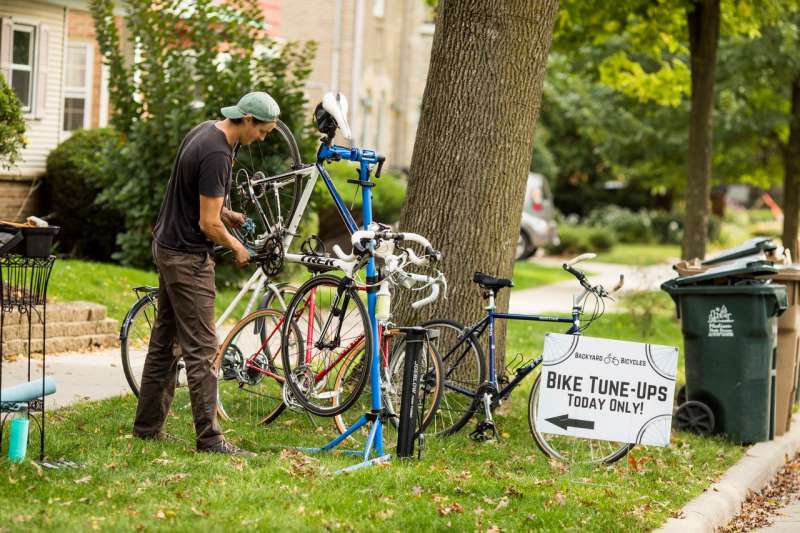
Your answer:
[674,401,715,436]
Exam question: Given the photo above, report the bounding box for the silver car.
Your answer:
[516,172,559,260]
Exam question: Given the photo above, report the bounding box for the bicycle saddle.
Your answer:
[472,272,513,289]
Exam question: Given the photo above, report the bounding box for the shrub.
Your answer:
[91,0,316,267]
[586,228,616,252]
[546,224,615,255]
[0,75,26,169]
[45,128,123,260]
[650,211,683,244]
[584,206,653,244]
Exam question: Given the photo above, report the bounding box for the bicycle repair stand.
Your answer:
[291,144,391,474]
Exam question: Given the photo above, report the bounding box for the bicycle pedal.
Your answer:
[469,420,498,442]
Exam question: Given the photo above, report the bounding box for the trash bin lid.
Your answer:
[669,259,778,286]
[702,237,777,266]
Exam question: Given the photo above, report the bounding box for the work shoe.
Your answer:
[197,440,256,457]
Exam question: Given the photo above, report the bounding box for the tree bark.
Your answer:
[393,0,559,371]
[782,75,800,260]
[681,0,720,260]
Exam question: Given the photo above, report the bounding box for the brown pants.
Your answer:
[133,241,223,449]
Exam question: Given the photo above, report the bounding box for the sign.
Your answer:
[535,333,678,447]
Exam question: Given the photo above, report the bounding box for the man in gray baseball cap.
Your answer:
[133,92,280,456]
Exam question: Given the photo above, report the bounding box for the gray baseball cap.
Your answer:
[221,92,280,122]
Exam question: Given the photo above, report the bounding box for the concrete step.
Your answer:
[2,318,118,339]
[2,333,119,357]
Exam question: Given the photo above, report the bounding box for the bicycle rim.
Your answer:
[281,275,372,417]
[528,373,633,465]
[215,308,300,425]
[121,295,159,398]
[422,320,486,436]
[227,120,304,249]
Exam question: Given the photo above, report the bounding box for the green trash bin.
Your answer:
[662,261,787,444]
[702,237,777,266]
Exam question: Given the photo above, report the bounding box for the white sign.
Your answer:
[535,333,678,447]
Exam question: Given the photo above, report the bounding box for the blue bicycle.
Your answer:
[426,253,634,464]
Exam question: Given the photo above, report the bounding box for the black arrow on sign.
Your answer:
[546,414,595,431]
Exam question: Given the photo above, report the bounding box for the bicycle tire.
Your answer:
[280,274,372,417]
[528,373,634,465]
[120,293,159,398]
[332,332,444,446]
[422,319,486,436]
[227,120,305,249]
[215,308,302,425]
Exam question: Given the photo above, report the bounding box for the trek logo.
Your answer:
[299,255,337,268]
[708,305,734,337]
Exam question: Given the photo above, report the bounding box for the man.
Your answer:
[132,92,280,455]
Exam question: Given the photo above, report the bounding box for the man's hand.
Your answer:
[221,208,246,230]
[233,241,251,268]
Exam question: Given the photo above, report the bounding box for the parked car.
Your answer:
[517,172,559,260]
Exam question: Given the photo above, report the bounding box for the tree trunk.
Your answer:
[681,0,720,260]
[782,75,800,260]
[393,0,559,372]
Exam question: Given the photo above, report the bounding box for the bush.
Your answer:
[650,211,682,245]
[45,128,124,260]
[584,206,653,243]
[91,0,316,267]
[546,224,615,255]
[0,75,26,169]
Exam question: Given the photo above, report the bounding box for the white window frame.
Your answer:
[63,41,93,132]
[10,23,36,114]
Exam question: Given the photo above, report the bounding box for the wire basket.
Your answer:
[0,255,56,312]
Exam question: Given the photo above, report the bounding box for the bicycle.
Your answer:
[425,253,633,465]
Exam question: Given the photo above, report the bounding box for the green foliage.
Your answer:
[90,0,316,267]
[312,161,407,226]
[546,224,615,255]
[0,74,26,169]
[44,128,124,260]
[620,290,676,337]
[585,206,654,243]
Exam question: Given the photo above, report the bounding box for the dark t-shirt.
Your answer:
[153,121,235,253]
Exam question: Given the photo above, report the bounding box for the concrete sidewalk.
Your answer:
[509,258,676,314]
[756,500,800,532]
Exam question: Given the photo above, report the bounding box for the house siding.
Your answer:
[0,0,66,180]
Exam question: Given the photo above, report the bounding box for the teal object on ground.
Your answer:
[8,418,29,463]
[662,280,787,444]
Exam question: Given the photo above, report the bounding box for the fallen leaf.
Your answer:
[437,502,463,516]
[75,475,92,484]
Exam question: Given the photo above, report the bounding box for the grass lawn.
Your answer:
[47,259,276,324]
[596,244,681,266]
[511,260,574,291]
[0,304,743,531]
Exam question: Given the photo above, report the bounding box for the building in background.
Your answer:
[275,0,434,169]
[0,0,111,221]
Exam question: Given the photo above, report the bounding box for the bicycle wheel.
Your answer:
[422,319,486,436]
[528,373,633,465]
[120,292,159,397]
[227,120,306,249]
[281,275,372,417]
[260,282,298,313]
[215,308,302,425]
[333,331,444,447]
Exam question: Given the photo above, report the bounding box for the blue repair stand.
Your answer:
[291,143,388,473]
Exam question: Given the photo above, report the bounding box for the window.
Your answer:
[63,43,92,132]
[11,24,35,112]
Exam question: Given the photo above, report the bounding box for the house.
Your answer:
[0,0,111,222]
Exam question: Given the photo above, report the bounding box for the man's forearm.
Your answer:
[200,217,242,251]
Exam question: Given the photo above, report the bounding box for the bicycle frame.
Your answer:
[443,287,593,406]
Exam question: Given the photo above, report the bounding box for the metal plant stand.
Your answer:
[0,254,56,461]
